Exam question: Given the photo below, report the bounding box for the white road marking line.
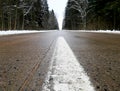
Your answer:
[42,37,95,91]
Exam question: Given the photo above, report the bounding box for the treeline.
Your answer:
[63,0,120,30]
[87,0,120,30]
[48,10,59,29]
[0,0,58,30]
[63,0,88,30]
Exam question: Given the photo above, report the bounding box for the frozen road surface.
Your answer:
[0,31,120,91]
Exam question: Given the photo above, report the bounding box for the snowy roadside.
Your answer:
[0,30,57,36]
[67,30,120,34]
[0,30,120,36]
[89,30,120,34]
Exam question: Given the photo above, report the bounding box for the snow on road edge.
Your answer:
[0,30,120,36]
[67,30,120,34]
[0,30,57,36]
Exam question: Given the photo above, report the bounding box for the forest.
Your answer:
[0,0,120,30]
[63,0,120,30]
[0,0,58,30]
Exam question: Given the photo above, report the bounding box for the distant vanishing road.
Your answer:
[0,31,120,91]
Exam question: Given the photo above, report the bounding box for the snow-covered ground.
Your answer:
[68,30,120,34]
[0,30,56,36]
[0,30,120,36]
[88,30,120,34]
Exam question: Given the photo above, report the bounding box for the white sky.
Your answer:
[47,0,68,30]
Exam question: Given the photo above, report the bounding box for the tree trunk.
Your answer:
[113,10,116,30]
[22,10,24,30]
[8,0,12,30]
[1,11,4,30]
[14,5,17,30]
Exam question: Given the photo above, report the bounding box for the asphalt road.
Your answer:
[0,31,120,91]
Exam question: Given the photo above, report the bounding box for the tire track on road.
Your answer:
[18,39,56,91]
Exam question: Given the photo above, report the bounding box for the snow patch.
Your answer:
[42,37,95,91]
[0,30,57,36]
[67,30,120,34]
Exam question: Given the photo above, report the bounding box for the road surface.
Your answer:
[0,31,120,91]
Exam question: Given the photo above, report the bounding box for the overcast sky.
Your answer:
[47,0,68,30]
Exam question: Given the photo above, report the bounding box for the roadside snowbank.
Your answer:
[0,30,120,36]
[90,30,120,34]
[0,30,56,36]
[68,30,120,34]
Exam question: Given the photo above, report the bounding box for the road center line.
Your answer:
[42,36,95,91]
